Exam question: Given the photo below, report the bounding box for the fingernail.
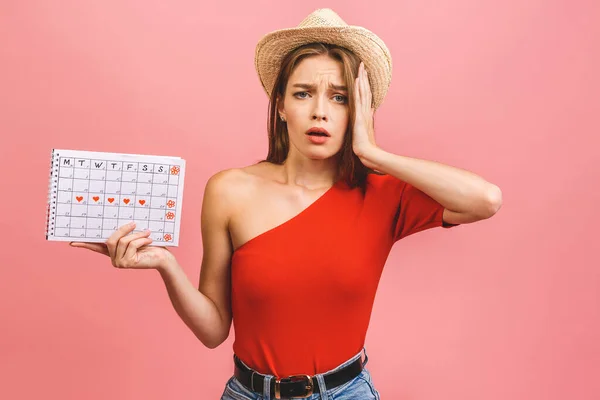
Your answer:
[129,221,136,227]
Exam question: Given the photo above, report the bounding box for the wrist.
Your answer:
[357,145,384,169]
[157,252,178,275]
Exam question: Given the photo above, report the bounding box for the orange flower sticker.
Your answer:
[166,200,176,208]
[170,166,180,175]
[166,211,175,220]
[164,234,172,241]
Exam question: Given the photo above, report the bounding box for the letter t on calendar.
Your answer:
[46,149,186,246]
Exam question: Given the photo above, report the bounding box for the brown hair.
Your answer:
[257,43,381,192]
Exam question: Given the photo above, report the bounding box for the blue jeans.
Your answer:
[220,347,380,400]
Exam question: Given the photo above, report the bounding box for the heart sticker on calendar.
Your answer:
[123,198,130,204]
[107,198,115,203]
[93,196,100,202]
[138,200,146,205]
[76,196,83,202]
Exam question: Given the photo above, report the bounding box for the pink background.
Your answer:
[1,1,598,399]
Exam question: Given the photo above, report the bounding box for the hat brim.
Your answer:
[254,25,392,109]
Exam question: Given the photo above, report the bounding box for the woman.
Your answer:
[71,8,502,400]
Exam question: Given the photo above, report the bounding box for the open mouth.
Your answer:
[306,128,330,137]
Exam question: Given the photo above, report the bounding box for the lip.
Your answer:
[305,127,331,137]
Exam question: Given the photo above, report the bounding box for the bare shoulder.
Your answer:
[204,162,275,207]
[204,168,249,201]
[205,164,252,197]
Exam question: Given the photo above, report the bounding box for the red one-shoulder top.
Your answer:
[230,173,459,377]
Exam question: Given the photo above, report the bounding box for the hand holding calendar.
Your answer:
[70,221,175,270]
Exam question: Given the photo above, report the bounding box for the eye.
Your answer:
[293,91,309,99]
[333,95,347,103]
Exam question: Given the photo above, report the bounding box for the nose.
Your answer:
[311,96,328,122]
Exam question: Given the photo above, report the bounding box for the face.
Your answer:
[278,54,349,161]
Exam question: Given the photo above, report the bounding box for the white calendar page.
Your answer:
[46,149,186,246]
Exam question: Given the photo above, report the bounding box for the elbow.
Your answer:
[201,335,224,349]
[200,327,231,350]
[204,340,222,350]
[483,185,503,217]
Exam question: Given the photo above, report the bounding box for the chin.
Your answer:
[304,148,338,160]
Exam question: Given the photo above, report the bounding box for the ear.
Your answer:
[276,95,286,121]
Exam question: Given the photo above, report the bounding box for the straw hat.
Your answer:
[254,8,393,110]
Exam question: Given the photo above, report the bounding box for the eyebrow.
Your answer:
[291,83,348,92]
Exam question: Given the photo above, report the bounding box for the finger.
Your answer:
[70,242,109,256]
[106,222,137,258]
[364,68,373,109]
[122,236,154,267]
[115,230,152,265]
[354,79,364,126]
[354,76,361,111]
[361,64,369,112]
[358,62,365,104]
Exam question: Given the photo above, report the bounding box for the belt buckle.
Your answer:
[274,374,314,399]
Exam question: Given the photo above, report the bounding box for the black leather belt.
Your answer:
[233,354,363,399]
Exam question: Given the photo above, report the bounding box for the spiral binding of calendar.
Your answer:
[45,149,59,238]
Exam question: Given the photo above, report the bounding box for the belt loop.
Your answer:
[315,373,329,400]
[264,374,272,399]
[249,371,255,392]
[362,346,369,367]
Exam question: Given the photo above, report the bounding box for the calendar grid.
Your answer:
[162,168,167,236]
[117,159,124,231]
[67,158,73,235]
[85,158,92,238]
[150,165,155,236]
[49,151,185,246]
[101,159,109,238]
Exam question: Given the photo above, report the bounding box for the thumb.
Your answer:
[70,242,109,255]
